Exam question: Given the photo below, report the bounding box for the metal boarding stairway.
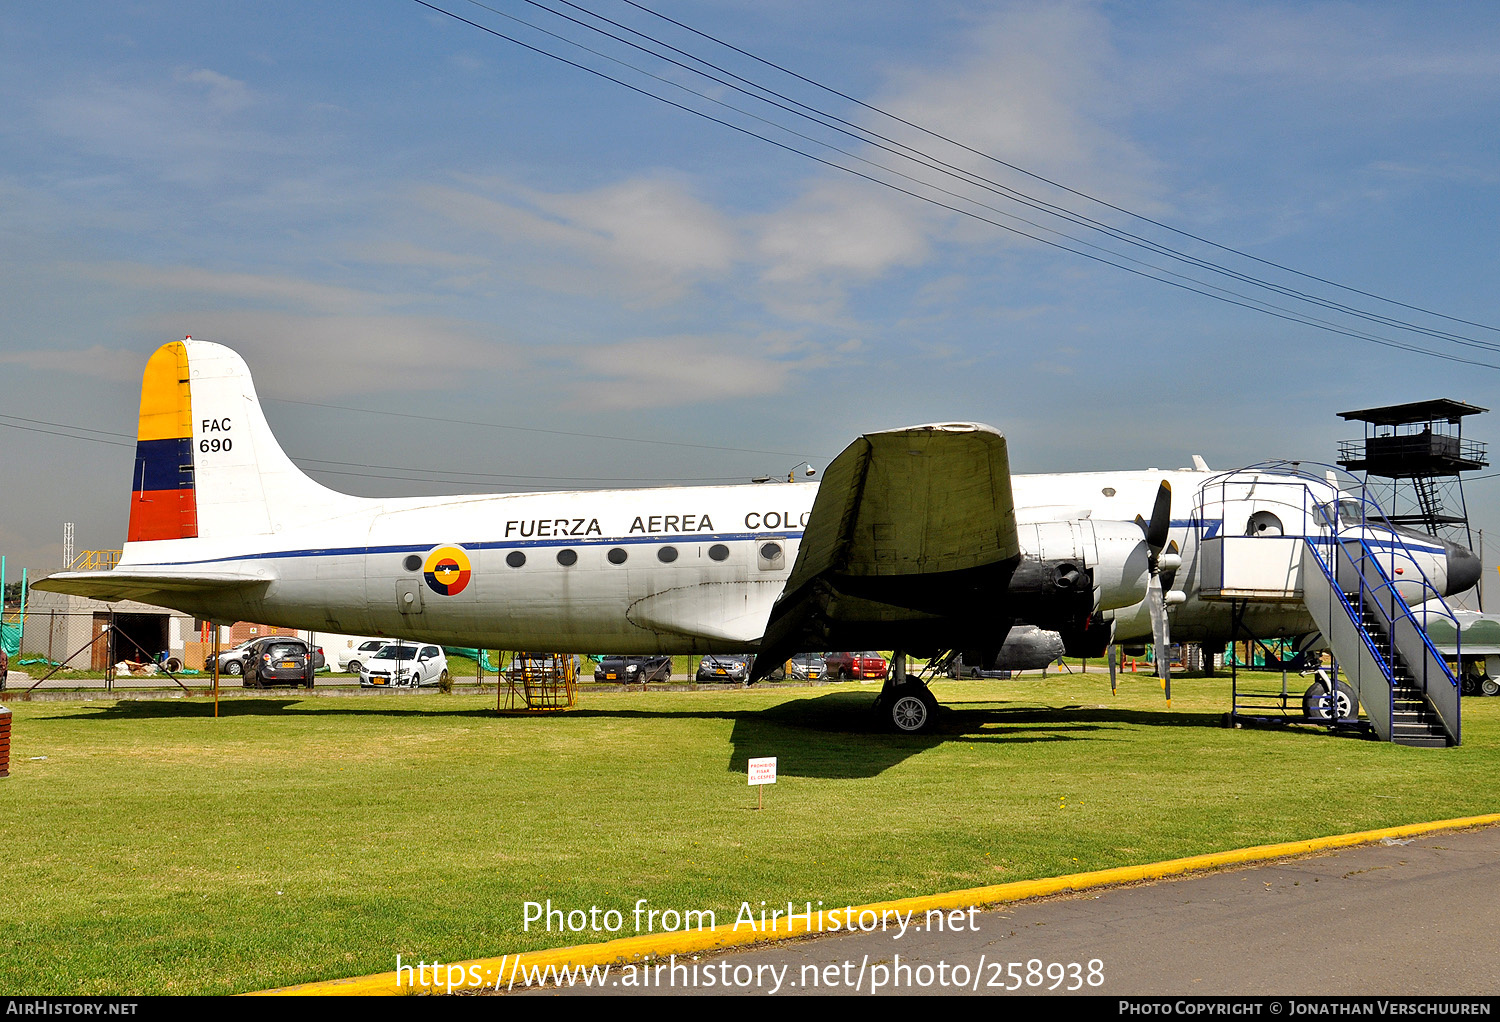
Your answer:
[1198,469,1461,747]
[1299,528,1460,747]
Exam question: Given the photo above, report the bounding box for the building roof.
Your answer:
[1337,398,1488,425]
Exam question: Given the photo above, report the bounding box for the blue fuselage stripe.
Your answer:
[134,531,809,568]
[129,527,1444,569]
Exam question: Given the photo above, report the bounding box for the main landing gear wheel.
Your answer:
[1303,679,1358,723]
[1481,676,1500,698]
[883,684,939,734]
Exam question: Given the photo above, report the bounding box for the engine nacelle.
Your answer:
[1016,520,1152,612]
[960,625,1066,671]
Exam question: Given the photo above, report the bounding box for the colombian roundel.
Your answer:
[423,545,472,596]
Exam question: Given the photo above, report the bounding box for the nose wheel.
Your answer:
[1303,676,1358,723]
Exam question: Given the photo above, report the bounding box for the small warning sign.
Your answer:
[748,757,777,786]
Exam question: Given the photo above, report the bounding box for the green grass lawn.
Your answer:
[3,674,1498,994]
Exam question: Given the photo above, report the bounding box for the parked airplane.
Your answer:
[37,339,1480,732]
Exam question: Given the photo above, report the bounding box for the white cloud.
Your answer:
[878,2,1164,215]
[1368,160,1500,187]
[1189,6,1500,87]
[755,180,931,284]
[568,332,831,408]
[176,68,254,113]
[388,6,1169,324]
[0,345,142,382]
[742,2,1164,311]
[88,263,398,314]
[348,241,489,270]
[0,313,513,400]
[36,70,280,187]
[417,176,740,304]
[138,310,520,399]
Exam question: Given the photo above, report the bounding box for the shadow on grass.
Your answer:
[723,691,1238,778]
[38,698,510,721]
[44,688,1305,780]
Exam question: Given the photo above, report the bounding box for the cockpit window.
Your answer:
[1338,498,1392,531]
[1333,499,1389,529]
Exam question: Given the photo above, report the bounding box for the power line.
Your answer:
[0,416,134,448]
[510,0,1500,354]
[1,409,815,487]
[265,397,818,458]
[616,0,1500,337]
[299,464,749,491]
[293,455,753,484]
[417,0,1500,368]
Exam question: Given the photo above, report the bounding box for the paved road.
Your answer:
[531,826,1500,996]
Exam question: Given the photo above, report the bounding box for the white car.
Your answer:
[359,643,449,688]
[337,639,391,676]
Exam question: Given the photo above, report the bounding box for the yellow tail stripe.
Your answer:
[137,341,193,443]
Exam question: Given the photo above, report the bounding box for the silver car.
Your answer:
[696,653,753,682]
[766,653,827,681]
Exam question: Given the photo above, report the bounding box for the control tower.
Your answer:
[1337,399,1488,549]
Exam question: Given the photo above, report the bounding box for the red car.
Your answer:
[825,651,888,681]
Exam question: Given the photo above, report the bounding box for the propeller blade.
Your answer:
[1147,571,1172,704]
[1147,575,1167,664]
[1144,480,1172,553]
[1137,481,1175,703]
[1108,644,1118,695]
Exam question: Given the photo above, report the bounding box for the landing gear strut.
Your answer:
[873,651,940,734]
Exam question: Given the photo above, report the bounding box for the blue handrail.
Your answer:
[1201,461,1461,741]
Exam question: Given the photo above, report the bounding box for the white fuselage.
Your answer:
[115,466,1457,654]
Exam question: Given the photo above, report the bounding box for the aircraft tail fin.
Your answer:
[127,338,362,547]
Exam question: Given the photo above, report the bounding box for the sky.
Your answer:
[3,0,1500,595]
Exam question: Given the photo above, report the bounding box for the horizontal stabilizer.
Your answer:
[34,569,271,605]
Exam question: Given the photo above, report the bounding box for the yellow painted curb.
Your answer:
[253,812,1500,996]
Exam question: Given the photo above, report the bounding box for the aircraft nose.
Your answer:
[1444,539,1482,596]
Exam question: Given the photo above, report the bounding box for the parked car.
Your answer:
[825,651,889,681]
[695,653,753,682]
[765,653,827,681]
[360,643,449,688]
[243,637,317,688]
[337,639,390,675]
[213,640,260,676]
[216,636,324,676]
[594,655,672,683]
